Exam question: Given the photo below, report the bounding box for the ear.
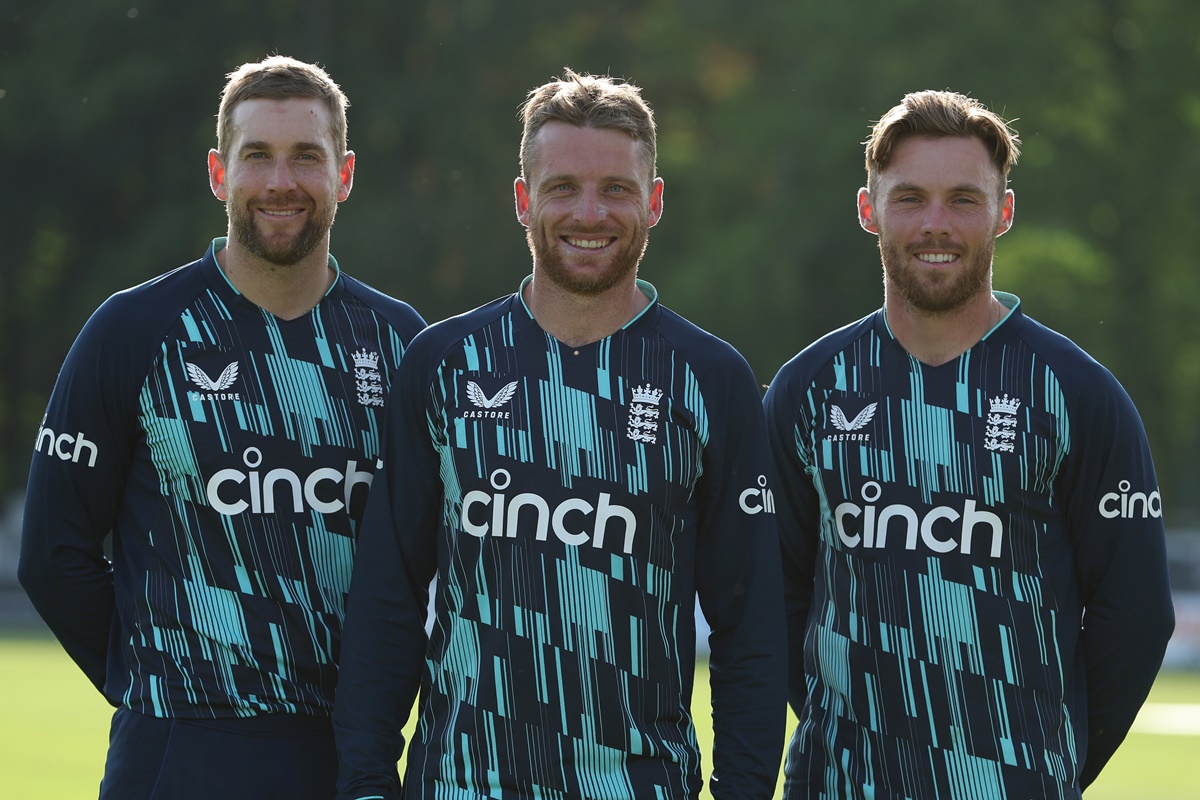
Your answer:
[857,187,879,234]
[209,150,228,201]
[337,151,355,202]
[514,178,531,226]
[996,189,1015,237]
[647,177,665,228]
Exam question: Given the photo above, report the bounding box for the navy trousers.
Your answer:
[98,707,337,799]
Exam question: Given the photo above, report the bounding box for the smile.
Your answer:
[261,209,304,218]
[564,236,614,250]
[916,253,959,264]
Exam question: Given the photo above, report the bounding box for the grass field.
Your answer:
[1,632,1195,798]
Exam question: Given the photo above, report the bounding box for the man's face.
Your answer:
[859,135,1013,314]
[515,122,663,296]
[210,98,353,267]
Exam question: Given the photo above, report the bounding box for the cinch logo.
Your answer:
[739,475,776,515]
[834,481,1003,558]
[1099,480,1163,519]
[463,380,518,419]
[205,446,373,515]
[34,422,99,468]
[460,468,636,554]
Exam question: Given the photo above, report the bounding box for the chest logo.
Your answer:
[468,380,519,409]
[985,394,1021,452]
[831,403,876,432]
[627,384,664,444]
[187,361,239,391]
[353,349,384,408]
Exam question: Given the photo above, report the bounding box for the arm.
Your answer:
[696,358,788,800]
[334,350,440,800]
[762,367,822,716]
[1062,373,1175,787]
[18,299,138,695]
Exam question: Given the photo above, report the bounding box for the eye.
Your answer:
[606,184,626,193]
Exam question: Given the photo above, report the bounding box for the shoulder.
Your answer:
[769,312,878,391]
[652,305,757,382]
[338,274,427,341]
[402,295,513,368]
[1012,313,1133,403]
[75,258,208,356]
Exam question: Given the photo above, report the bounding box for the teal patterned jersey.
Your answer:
[334,280,787,800]
[20,239,425,719]
[763,294,1174,799]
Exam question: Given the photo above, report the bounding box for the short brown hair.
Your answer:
[216,55,349,157]
[519,68,657,180]
[865,90,1020,193]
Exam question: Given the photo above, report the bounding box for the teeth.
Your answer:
[567,238,609,249]
[263,209,301,217]
[917,253,957,263]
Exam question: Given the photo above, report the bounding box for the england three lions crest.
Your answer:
[985,394,1021,452]
[354,349,383,408]
[626,383,663,444]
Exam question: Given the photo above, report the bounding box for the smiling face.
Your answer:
[209,97,353,268]
[859,135,1013,315]
[515,122,663,296]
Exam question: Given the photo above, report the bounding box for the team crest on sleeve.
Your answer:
[626,383,664,444]
[985,394,1021,452]
[353,349,383,408]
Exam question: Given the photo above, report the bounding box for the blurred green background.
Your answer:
[2,0,1200,517]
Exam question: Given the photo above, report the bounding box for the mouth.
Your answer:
[259,208,305,219]
[562,235,616,251]
[914,251,960,265]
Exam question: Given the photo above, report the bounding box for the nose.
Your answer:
[921,202,953,238]
[265,159,298,192]
[572,187,608,226]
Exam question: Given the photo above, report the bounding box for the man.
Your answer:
[333,69,787,800]
[19,55,425,799]
[764,90,1175,798]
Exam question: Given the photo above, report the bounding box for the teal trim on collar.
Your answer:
[983,291,1021,338]
[516,275,659,327]
[209,236,342,297]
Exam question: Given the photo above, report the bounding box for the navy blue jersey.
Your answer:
[763,294,1174,799]
[333,280,786,800]
[20,238,425,719]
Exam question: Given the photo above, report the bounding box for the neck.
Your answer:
[884,289,1006,367]
[216,237,335,320]
[523,276,650,348]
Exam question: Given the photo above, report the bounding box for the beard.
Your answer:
[526,218,650,295]
[880,235,994,314]
[228,191,337,268]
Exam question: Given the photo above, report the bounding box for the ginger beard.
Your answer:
[880,232,995,314]
[228,186,339,268]
[525,207,651,296]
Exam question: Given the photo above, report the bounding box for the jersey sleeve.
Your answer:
[1059,367,1175,787]
[333,340,441,800]
[694,354,788,800]
[18,294,150,694]
[762,361,822,716]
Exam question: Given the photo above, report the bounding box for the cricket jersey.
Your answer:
[763,293,1174,799]
[333,278,787,800]
[20,238,425,719]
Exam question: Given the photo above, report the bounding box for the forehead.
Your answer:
[877,135,1002,193]
[227,97,336,150]
[528,121,650,182]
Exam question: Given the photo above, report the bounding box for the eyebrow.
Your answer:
[538,173,641,188]
[239,140,330,155]
[888,181,989,195]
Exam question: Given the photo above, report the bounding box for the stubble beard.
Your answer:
[527,220,650,296]
[880,235,994,314]
[229,191,338,268]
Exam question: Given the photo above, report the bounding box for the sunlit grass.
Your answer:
[1,633,1196,799]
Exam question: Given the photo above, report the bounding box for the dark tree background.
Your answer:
[3,0,1198,518]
